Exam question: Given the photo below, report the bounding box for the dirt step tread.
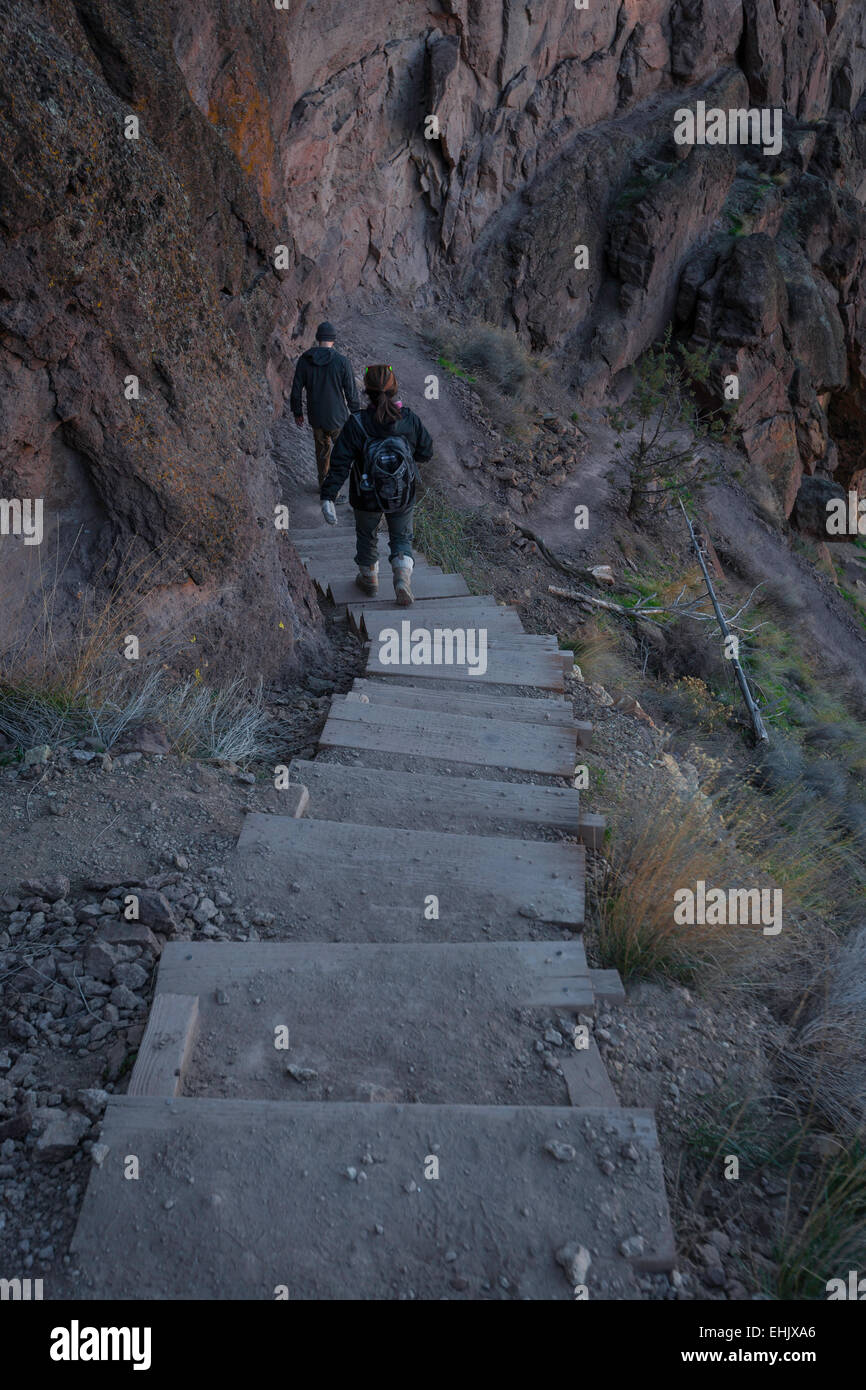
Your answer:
[153,940,595,1104]
[229,812,585,932]
[290,759,584,839]
[320,699,578,775]
[71,1097,675,1299]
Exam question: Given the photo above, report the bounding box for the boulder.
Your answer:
[114,722,171,756]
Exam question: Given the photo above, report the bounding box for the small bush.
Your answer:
[726,780,865,930]
[685,1086,800,1172]
[655,618,730,689]
[784,925,866,1135]
[757,572,806,619]
[436,354,476,383]
[613,163,674,212]
[607,325,735,516]
[803,759,850,803]
[424,319,539,415]
[654,675,731,734]
[751,737,806,796]
[842,801,866,848]
[592,768,864,983]
[0,532,182,702]
[451,324,532,396]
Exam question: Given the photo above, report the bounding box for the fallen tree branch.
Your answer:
[548,584,667,616]
[548,584,712,623]
[517,526,586,577]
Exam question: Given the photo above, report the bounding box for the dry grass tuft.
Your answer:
[0,531,275,764]
[593,784,746,981]
[569,624,632,691]
[592,772,864,984]
[0,529,186,700]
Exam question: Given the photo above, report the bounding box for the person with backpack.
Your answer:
[290,321,361,489]
[320,365,432,606]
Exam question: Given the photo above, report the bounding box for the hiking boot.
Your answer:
[355,563,379,596]
[393,556,414,607]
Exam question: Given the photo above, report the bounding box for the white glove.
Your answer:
[321,500,337,526]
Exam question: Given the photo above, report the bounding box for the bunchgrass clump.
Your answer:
[0,666,278,765]
[591,771,863,984]
[412,484,484,589]
[774,1142,866,1300]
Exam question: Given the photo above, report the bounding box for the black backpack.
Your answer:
[352,415,417,512]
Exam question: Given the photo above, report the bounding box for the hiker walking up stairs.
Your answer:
[69,509,675,1300]
[320,365,432,607]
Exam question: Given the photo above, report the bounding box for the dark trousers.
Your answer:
[354,507,414,567]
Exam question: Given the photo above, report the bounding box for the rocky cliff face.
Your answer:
[0,0,321,679]
[450,4,866,516]
[167,0,866,517]
[2,1,865,674]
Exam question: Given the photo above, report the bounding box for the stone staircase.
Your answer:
[70,515,675,1300]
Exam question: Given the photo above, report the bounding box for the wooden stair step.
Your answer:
[365,644,566,690]
[71,1097,675,1298]
[291,525,358,543]
[151,940,595,1104]
[303,560,439,591]
[351,606,526,640]
[351,592,526,628]
[561,1041,621,1108]
[366,628,559,652]
[589,969,626,1005]
[127,994,199,1098]
[320,699,579,775]
[346,680,587,741]
[229,813,585,934]
[352,592,521,614]
[296,535,432,558]
[300,549,437,569]
[341,692,592,750]
[289,759,585,840]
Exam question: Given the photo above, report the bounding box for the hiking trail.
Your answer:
[69,512,675,1299]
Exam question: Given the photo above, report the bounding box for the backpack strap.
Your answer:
[349,414,372,492]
